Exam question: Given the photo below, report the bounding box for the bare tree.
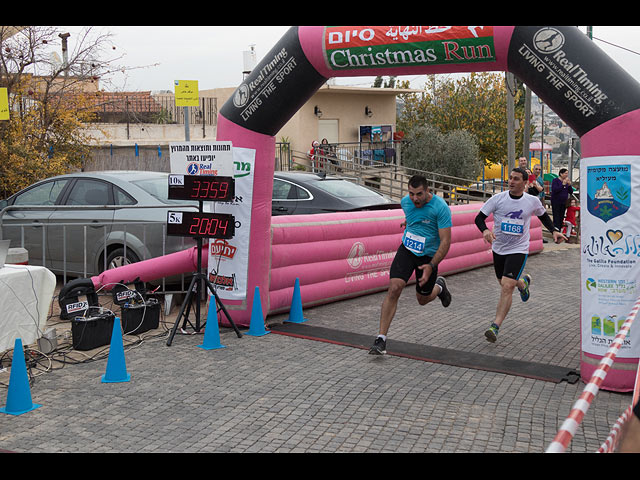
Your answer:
[0,26,126,196]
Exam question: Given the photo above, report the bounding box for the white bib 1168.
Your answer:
[500,218,524,236]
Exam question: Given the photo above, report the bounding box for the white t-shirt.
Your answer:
[480,191,546,255]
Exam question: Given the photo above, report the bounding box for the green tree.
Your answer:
[398,73,529,169]
[373,76,397,88]
[402,124,481,184]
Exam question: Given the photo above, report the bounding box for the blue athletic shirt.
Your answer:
[400,194,452,257]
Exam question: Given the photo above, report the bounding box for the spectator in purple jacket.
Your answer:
[551,168,573,231]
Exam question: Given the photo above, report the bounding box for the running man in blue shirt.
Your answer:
[369,175,452,355]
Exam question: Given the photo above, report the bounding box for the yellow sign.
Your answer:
[0,88,9,121]
[174,80,199,107]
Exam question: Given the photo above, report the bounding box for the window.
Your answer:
[273,179,295,200]
[66,179,111,205]
[314,179,380,198]
[114,187,137,205]
[273,179,311,201]
[13,179,69,206]
[131,177,197,206]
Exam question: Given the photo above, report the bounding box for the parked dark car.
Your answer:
[0,171,198,277]
[272,171,400,215]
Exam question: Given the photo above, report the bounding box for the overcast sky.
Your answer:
[55,26,640,92]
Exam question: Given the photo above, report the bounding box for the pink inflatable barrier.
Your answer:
[90,204,542,318]
[268,204,543,315]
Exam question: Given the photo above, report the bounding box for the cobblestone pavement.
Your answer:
[0,243,633,453]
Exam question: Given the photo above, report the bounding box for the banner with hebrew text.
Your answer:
[581,156,640,357]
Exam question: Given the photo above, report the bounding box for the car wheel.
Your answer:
[105,247,140,271]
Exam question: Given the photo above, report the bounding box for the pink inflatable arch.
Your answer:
[90,26,640,390]
[216,26,640,391]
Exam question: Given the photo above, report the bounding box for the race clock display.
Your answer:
[167,211,235,239]
[168,174,235,202]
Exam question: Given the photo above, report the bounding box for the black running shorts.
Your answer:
[492,252,528,281]
[390,244,438,296]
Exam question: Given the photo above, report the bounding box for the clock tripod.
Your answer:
[166,236,242,346]
[166,196,242,346]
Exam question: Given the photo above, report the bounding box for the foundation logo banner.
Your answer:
[580,156,640,358]
[323,26,495,71]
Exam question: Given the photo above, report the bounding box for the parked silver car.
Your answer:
[0,171,198,277]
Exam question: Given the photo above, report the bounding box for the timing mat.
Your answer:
[270,323,579,384]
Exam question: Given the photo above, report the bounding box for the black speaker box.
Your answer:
[71,313,115,351]
[121,299,160,335]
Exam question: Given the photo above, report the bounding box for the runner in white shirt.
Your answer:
[475,167,566,343]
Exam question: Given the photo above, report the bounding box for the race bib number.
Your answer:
[403,231,426,254]
[500,219,524,235]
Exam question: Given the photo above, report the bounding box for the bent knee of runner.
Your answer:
[416,292,432,305]
[387,278,406,298]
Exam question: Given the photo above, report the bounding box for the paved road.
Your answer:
[0,243,633,452]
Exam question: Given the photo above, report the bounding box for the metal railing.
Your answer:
[316,141,399,166]
[88,94,218,127]
[0,204,197,293]
[286,145,498,205]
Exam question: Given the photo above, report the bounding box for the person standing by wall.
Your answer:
[518,156,532,176]
[526,164,545,205]
[551,168,573,231]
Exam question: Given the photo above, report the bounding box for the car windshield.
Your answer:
[313,179,385,199]
[131,176,197,206]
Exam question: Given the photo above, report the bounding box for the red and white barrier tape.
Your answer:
[597,346,640,453]
[546,297,640,453]
[597,405,633,453]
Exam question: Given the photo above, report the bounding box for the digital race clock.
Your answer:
[167,211,235,239]
[168,174,235,202]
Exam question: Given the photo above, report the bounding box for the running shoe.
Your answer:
[368,337,387,355]
[436,276,451,307]
[484,323,499,343]
[519,274,531,302]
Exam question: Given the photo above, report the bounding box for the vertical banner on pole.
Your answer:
[206,148,256,302]
[581,156,640,388]
[0,87,9,121]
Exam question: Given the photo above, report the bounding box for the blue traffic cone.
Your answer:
[101,317,131,383]
[246,286,269,337]
[285,278,308,324]
[0,338,41,416]
[198,296,226,350]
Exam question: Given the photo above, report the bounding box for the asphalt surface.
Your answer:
[0,242,633,453]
